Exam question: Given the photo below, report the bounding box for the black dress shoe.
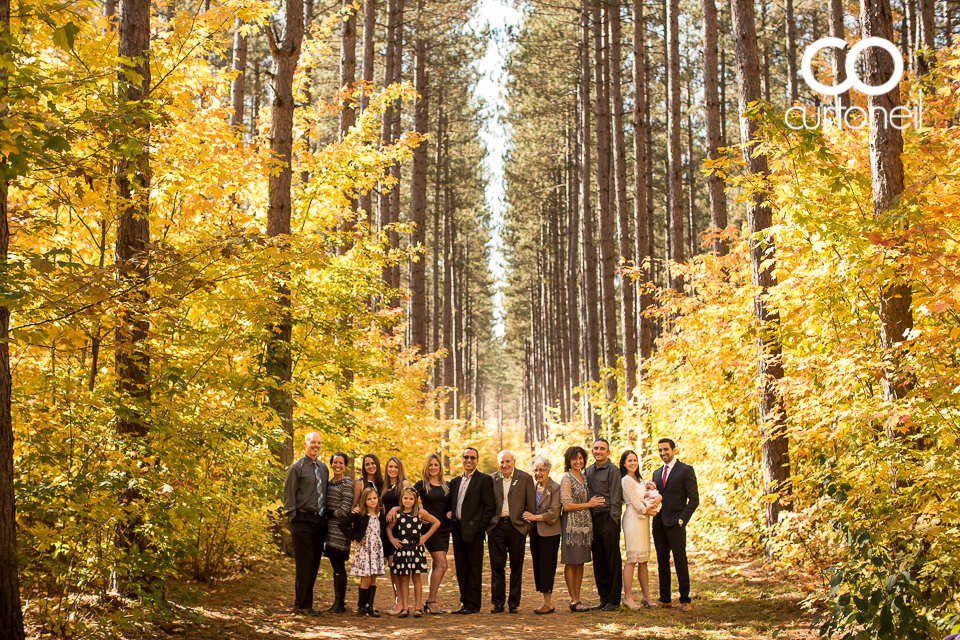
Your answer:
[601,603,619,611]
[452,606,477,614]
[590,603,606,610]
[508,606,519,614]
[490,605,505,614]
[295,608,320,616]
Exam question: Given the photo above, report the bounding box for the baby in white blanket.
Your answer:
[642,481,662,514]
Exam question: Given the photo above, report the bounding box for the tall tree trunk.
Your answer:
[862,0,914,409]
[115,0,151,439]
[230,18,247,130]
[380,0,397,292]
[580,0,600,437]
[388,0,404,299]
[609,0,636,400]
[359,0,376,221]
[720,48,728,146]
[666,0,684,291]
[686,94,696,258]
[409,0,429,353]
[0,0,24,634]
[339,0,357,139]
[829,0,851,111]
[265,0,304,466]
[761,1,771,102]
[906,0,917,71]
[632,0,652,370]
[566,120,582,412]
[730,0,790,533]
[785,0,798,104]
[703,0,728,257]
[252,61,260,137]
[442,174,454,420]
[917,0,936,77]
[432,104,444,395]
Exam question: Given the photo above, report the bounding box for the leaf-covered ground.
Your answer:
[70,547,819,640]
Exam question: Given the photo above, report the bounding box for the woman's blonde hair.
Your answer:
[421,453,449,496]
[381,456,409,500]
[358,487,381,515]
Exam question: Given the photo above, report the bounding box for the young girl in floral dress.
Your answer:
[341,487,386,617]
[386,487,440,618]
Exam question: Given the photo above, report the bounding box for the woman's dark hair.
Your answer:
[361,454,384,493]
[330,451,350,468]
[619,449,641,480]
[563,446,588,472]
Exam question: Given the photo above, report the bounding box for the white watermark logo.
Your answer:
[786,36,922,130]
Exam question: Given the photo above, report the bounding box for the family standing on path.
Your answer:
[281,432,700,619]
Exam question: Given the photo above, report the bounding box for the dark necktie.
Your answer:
[314,461,325,516]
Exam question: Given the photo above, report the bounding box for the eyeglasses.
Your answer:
[462,455,477,460]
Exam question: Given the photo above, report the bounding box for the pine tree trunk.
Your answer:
[907,0,917,71]
[608,0,636,400]
[409,0,429,353]
[580,0,601,437]
[666,0,684,291]
[632,0,652,369]
[785,0,798,104]
[917,0,936,77]
[730,0,790,533]
[862,0,914,409]
[432,105,444,395]
[230,18,247,130]
[761,1,771,102]
[686,101,696,257]
[566,121,581,411]
[829,0,851,110]
[442,172,454,420]
[703,0,728,257]
[388,0,404,297]
[380,0,397,291]
[0,1,24,634]
[359,0,376,221]
[339,0,357,139]
[265,0,304,466]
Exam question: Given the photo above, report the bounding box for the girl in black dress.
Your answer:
[387,487,440,617]
[414,452,451,615]
[381,456,412,615]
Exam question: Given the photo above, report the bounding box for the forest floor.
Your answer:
[29,547,820,640]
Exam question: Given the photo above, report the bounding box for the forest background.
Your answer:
[1,0,959,638]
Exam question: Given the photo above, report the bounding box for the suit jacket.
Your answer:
[533,478,562,537]
[652,460,699,529]
[449,471,496,543]
[487,468,537,535]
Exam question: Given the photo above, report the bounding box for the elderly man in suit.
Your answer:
[282,431,330,615]
[448,447,496,614]
[652,437,700,612]
[487,449,537,614]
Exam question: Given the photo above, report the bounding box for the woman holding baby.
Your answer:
[619,450,662,609]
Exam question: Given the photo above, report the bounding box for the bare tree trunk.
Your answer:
[409,0,428,353]
[862,0,914,409]
[829,0,851,110]
[785,0,798,104]
[0,0,24,634]
[703,0,728,257]
[580,0,600,437]
[230,18,247,130]
[359,0,376,221]
[265,0,304,466]
[632,0,652,369]
[666,0,684,291]
[730,0,790,533]
[608,0,636,400]
[115,0,151,439]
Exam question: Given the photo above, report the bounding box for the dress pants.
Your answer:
[590,512,622,606]
[529,528,560,593]
[653,522,690,604]
[489,518,526,608]
[290,512,328,611]
[452,526,485,611]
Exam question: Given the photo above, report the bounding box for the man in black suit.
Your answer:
[282,432,330,615]
[448,447,496,614]
[487,449,536,614]
[652,438,699,611]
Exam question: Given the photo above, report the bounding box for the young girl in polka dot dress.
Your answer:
[387,487,440,617]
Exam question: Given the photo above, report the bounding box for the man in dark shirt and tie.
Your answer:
[585,438,623,611]
[282,432,329,615]
[652,437,699,611]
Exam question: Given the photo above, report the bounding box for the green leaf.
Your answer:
[52,22,80,51]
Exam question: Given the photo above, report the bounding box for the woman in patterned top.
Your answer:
[560,445,604,612]
[386,487,440,617]
[324,452,354,613]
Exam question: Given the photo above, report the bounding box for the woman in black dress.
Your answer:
[352,454,384,509]
[413,453,451,615]
[381,456,412,615]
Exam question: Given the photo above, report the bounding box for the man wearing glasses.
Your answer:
[447,447,496,614]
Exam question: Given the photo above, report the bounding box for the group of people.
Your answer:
[281,432,700,619]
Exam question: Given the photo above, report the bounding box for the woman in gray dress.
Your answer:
[560,446,604,612]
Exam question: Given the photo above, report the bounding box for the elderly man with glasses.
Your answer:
[447,447,496,614]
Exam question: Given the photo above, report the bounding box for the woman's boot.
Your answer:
[328,573,347,613]
[366,585,380,618]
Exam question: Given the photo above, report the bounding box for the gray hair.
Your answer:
[531,455,552,472]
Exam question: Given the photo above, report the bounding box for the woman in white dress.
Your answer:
[619,449,662,610]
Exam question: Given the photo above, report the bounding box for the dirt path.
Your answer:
[129,543,817,640]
